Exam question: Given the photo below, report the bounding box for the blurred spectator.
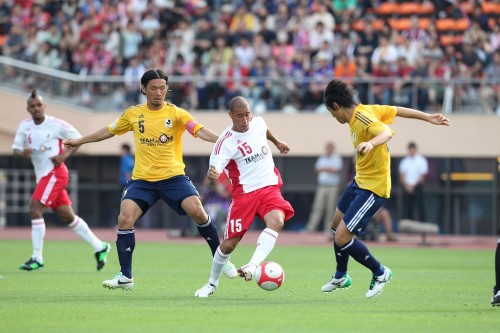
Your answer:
[192,17,214,61]
[119,143,134,188]
[371,35,399,70]
[372,60,395,104]
[234,35,256,68]
[308,2,335,31]
[121,20,142,67]
[123,57,145,105]
[251,33,271,60]
[355,19,379,61]
[229,5,258,35]
[166,30,194,69]
[399,141,428,222]
[0,0,11,35]
[304,141,343,233]
[3,23,24,58]
[199,177,231,233]
[309,21,334,59]
[480,50,500,114]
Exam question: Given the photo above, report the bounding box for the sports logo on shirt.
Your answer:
[165,119,172,128]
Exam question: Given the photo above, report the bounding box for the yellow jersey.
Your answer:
[350,104,397,198]
[108,102,204,181]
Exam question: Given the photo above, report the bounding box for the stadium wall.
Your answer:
[2,91,500,158]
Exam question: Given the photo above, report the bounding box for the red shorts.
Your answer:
[32,166,72,210]
[223,185,294,240]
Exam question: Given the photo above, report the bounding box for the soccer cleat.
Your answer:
[195,282,217,298]
[222,261,238,279]
[366,266,392,299]
[321,274,352,292]
[491,288,500,306]
[102,272,134,290]
[19,257,44,271]
[237,263,258,282]
[95,242,111,271]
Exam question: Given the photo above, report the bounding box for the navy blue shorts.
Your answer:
[337,180,387,236]
[122,175,200,216]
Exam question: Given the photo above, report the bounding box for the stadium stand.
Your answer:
[0,0,498,114]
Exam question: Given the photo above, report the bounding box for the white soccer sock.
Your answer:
[249,228,279,266]
[31,218,45,262]
[208,246,230,286]
[69,216,103,252]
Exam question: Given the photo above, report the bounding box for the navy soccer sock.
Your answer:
[341,238,384,276]
[116,229,135,279]
[196,216,220,256]
[495,241,500,293]
[334,242,350,279]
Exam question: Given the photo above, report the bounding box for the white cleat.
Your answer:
[195,282,216,298]
[366,267,392,299]
[102,272,134,290]
[222,261,238,279]
[237,263,258,282]
[321,274,352,292]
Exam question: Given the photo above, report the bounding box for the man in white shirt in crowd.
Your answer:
[399,141,428,221]
[305,141,343,233]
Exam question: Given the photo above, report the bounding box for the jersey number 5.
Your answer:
[228,219,242,233]
[138,120,145,133]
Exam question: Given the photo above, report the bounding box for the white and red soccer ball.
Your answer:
[254,261,285,291]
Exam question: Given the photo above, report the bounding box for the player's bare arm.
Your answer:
[51,146,79,167]
[266,129,290,155]
[357,130,393,155]
[13,148,34,158]
[196,127,219,143]
[396,107,451,126]
[63,127,114,148]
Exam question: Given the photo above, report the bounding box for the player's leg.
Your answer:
[164,176,236,278]
[53,201,110,271]
[321,184,354,292]
[239,187,294,281]
[321,208,353,292]
[195,237,241,298]
[182,195,221,255]
[337,187,392,299]
[19,198,46,271]
[492,238,500,306]
[102,198,143,290]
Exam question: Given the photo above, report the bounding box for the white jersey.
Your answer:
[210,116,280,195]
[12,115,81,182]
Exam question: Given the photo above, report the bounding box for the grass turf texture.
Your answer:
[0,239,497,333]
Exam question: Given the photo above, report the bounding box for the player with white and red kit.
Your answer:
[195,96,294,297]
[12,90,110,271]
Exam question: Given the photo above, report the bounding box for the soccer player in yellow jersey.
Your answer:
[63,69,238,290]
[320,79,450,299]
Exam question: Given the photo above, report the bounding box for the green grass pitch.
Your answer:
[0,239,497,333]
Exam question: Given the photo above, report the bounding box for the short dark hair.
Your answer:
[324,79,357,109]
[27,89,40,104]
[228,96,249,112]
[121,143,131,153]
[408,141,417,149]
[140,69,168,93]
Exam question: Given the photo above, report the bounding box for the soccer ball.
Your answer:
[254,261,285,291]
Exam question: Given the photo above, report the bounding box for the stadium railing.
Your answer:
[0,55,498,114]
[0,169,78,228]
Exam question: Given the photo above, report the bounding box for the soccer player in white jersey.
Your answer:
[12,90,110,271]
[195,96,295,297]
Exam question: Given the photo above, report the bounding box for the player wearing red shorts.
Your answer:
[12,90,110,271]
[195,96,294,297]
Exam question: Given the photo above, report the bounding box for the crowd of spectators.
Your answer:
[1,0,500,113]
